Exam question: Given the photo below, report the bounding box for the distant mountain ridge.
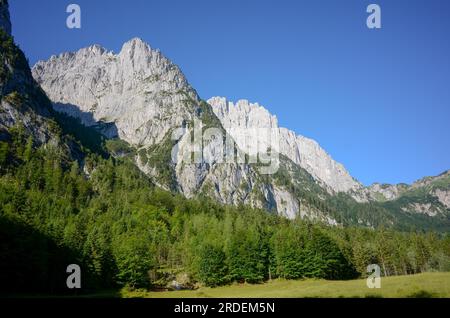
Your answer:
[207,96,450,207]
[208,96,362,194]
[22,30,449,228]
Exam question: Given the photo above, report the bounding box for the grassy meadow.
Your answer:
[120,272,450,298]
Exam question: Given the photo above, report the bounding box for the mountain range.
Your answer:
[2,0,449,230]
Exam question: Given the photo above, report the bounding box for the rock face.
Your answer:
[373,170,450,217]
[32,39,344,222]
[33,38,197,145]
[0,0,55,145]
[30,36,449,225]
[402,203,437,217]
[273,185,299,219]
[365,183,408,201]
[366,170,450,201]
[32,39,287,215]
[1,0,447,230]
[433,188,450,209]
[208,97,362,194]
[411,171,450,213]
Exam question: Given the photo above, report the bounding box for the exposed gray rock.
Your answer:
[28,37,367,222]
[32,37,448,224]
[0,3,54,146]
[273,185,299,219]
[365,183,407,201]
[433,188,450,209]
[33,38,197,145]
[208,97,362,194]
[402,203,437,217]
[32,39,293,217]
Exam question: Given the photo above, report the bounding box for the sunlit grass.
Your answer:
[120,272,450,298]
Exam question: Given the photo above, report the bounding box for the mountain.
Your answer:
[2,0,450,297]
[31,35,449,229]
[32,38,288,214]
[208,97,362,194]
[33,38,358,223]
[33,39,196,144]
[0,0,56,147]
[208,96,450,227]
[378,171,450,215]
[0,0,103,167]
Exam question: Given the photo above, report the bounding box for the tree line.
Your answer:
[0,126,449,294]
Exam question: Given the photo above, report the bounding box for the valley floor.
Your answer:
[121,272,450,298]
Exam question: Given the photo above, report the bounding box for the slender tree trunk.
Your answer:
[381,258,388,277]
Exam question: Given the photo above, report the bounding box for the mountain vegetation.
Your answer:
[1,125,449,294]
[0,1,449,297]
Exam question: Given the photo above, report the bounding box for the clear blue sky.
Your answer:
[9,0,450,185]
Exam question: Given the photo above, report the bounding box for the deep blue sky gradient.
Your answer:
[9,0,450,185]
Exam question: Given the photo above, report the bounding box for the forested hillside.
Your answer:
[0,1,449,296]
[1,125,449,294]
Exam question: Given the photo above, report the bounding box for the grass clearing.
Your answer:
[120,272,450,298]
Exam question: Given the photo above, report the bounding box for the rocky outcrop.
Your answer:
[0,1,55,146]
[32,38,290,216]
[372,170,450,217]
[32,38,340,220]
[433,188,450,209]
[208,97,362,194]
[273,185,299,219]
[364,183,408,201]
[30,35,448,224]
[33,38,198,145]
[402,203,437,217]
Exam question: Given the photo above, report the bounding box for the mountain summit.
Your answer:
[31,37,450,229]
[33,37,196,145]
[208,96,362,194]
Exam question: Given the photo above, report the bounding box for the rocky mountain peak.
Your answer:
[85,43,108,55]
[208,96,362,194]
[30,35,449,225]
[32,39,285,214]
[209,96,278,130]
[32,38,197,145]
[119,37,156,69]
[2,0,448,230]
[413,169,450,188]
[121,37,151,54]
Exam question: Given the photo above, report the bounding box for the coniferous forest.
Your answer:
[0,3,449,297]
[1,123,449,295]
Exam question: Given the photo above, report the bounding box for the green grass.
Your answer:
[120,272,450,298]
